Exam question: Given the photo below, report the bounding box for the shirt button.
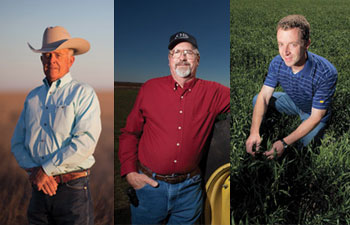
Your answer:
[173,87,176,91]
[176,143,180,146]
[181,96,184,99]
[45,106,48,109]
[44,123,47,126]
[174,160,177,163]
[179,110,183,114]
[189,89,191,92]
[178,126,182,130]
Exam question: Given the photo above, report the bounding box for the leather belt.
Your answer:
[54,170,90,184]
[138,162,200,184]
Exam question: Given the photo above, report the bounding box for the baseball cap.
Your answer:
[168,31,198,50]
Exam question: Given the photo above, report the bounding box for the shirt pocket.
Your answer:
[52,104,75,136]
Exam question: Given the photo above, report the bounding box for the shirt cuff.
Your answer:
[121,160,138,177]
[41,160,60,176]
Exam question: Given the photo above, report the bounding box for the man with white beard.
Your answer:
[118,31,230,224]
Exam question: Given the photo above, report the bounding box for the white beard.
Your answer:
[175,67,191,78]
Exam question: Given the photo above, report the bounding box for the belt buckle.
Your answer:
[165,173,178,178]
[162,174,177,184]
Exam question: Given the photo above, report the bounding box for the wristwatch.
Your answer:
[280,139,288,149]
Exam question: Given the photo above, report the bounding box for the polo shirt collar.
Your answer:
[297,51,313,77]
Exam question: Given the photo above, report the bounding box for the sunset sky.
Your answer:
[0,0,113,92]
[0,0,229,91]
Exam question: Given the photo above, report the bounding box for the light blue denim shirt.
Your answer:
[11,73,102,176]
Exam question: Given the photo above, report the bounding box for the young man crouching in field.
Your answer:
[246,15,337,159]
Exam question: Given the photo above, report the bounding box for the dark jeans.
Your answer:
[28,176,93,225]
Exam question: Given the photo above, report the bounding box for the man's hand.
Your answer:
[264,140,284,159]
[29,167,58,196]
[126,172,159,190]
[246,133,261,156]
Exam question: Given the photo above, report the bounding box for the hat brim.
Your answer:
[28,38,90,55]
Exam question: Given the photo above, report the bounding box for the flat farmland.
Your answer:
[0,91,114,225]
[114,82,141,225]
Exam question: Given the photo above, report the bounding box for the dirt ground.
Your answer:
[0,91,114,225]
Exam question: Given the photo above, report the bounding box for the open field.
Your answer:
[114,82,140,224]
[0,91,113,225]
[231,0,350,224]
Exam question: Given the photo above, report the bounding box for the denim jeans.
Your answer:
[27,176,93,225]
[131,174,203,225]
[253,92,327,146]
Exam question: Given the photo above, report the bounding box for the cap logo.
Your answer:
[175,33,189,40]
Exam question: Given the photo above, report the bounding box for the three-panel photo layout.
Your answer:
[0,0,349,224]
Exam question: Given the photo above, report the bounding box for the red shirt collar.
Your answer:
[168,75,198,91]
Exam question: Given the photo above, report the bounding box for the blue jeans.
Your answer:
[253,92,327,146]
[27,176,93,225]
[131,174,203,225]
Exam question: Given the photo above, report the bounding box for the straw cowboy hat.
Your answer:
[28,26,90,55]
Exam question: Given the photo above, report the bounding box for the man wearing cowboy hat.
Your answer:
[11,26,101,225]
[119,31,230,224]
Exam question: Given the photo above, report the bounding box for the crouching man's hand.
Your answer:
[246,133,261,157]
[264,140,285,159]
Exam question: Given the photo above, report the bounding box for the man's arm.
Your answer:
[215,84,230,114]
[41,87,102,176]
[265,107,326,159]
[246,85,275,156]
[11,102,40,169]
[118,86,144,177]
[118,86,158,189]
[11,103,58,195]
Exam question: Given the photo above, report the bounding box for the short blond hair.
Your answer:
[277,15,310,43]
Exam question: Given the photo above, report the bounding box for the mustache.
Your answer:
[175,62,191,67]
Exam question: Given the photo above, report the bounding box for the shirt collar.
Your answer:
[297,51,313,77]
[43,72,72,88]
[169,75,198,91]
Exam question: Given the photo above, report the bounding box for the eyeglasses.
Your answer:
[169,49,198,59]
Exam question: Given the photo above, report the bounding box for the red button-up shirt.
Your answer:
[119,75,230,176]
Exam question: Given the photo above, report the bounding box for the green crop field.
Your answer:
[230,0,350,224]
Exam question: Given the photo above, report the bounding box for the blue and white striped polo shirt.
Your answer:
[264,51,337,122]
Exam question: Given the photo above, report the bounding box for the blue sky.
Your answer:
[0,0,113,92]
[115,0,230,87]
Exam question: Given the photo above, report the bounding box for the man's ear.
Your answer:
[69,56,75,67]
[305,39,311,50]
[168,52,172,61]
